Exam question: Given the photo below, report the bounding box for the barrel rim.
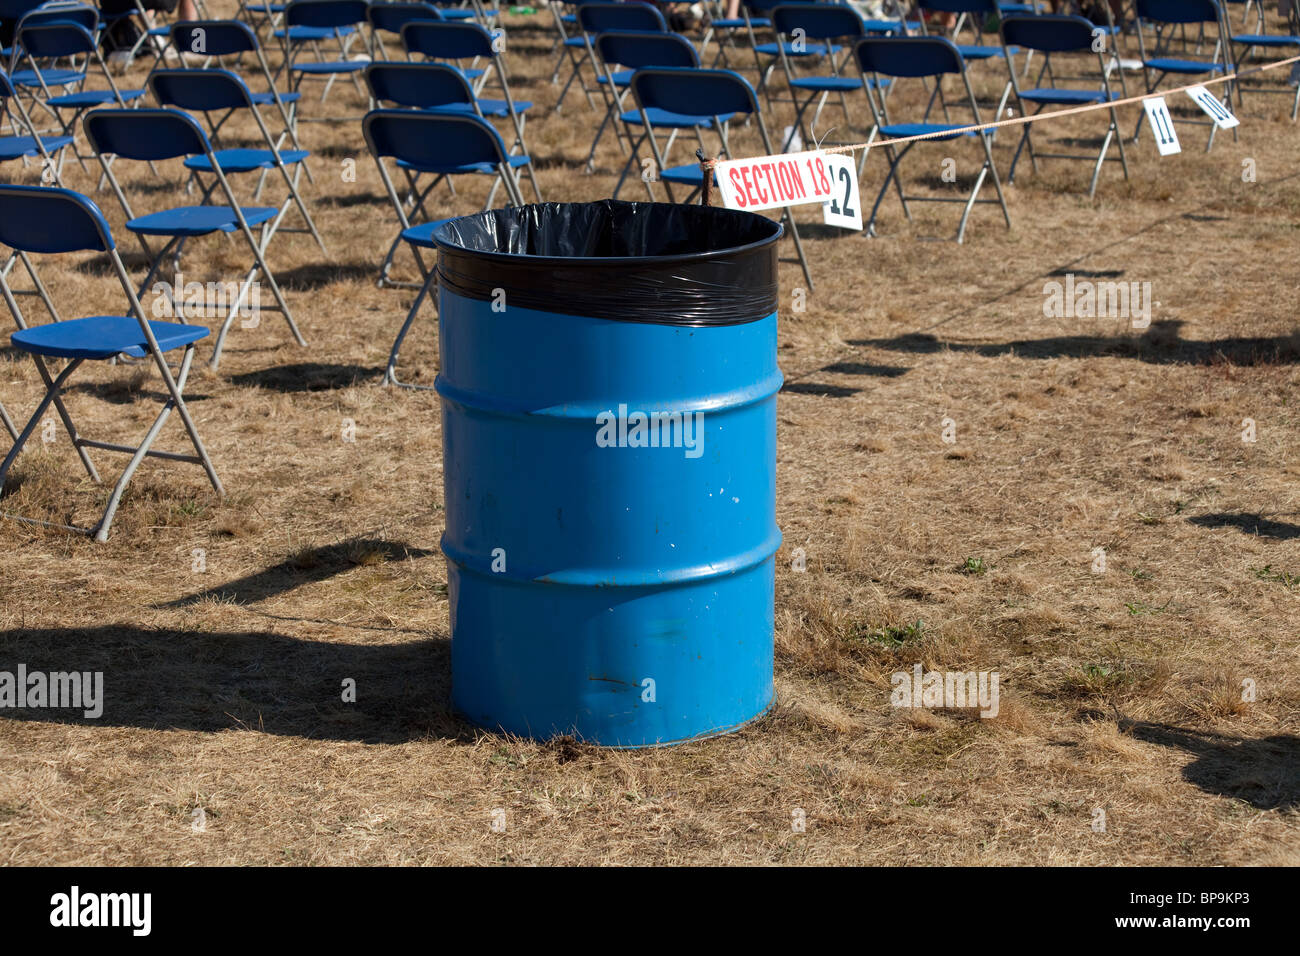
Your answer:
[430,199,784,267]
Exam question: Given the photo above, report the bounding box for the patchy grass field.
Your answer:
[1,3,1297,865]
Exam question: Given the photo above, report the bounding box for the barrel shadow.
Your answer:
[0,624,461,744]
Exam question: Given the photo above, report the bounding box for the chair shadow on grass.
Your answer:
[1121,719,1300,811]
[1186,513,1300,540]
[0,623,461,744]
[227,361,380,392]
[164,537,438,608]
[851,319,1300,367]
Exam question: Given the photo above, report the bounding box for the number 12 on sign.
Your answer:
[821,152,862,231]
[1142,96,1181,156]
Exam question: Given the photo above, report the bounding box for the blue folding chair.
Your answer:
[367,1,442,59]
[147,69,328,255]
[0,184,222,541]
[1229,0,1300,120]
[629,65,815,292]
[597,31,710,197]
[770,4,887,152]
[166,19,308,155]
[364,60,536,285]
[548,0,598,113]
[0,67,72,183]
[854,35,1010,243]
[915,0,1020,66]
[398,20,535,173]
[741,0,836,110]
[577,1,667,168]
[83,108,303,370]
[10,18,144,166]
[1000,14,1129,198]
[362,109,523,388]
[277,0,371,119]
[1132,0,1236,150]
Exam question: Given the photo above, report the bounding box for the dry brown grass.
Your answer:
[0,3,1298,865]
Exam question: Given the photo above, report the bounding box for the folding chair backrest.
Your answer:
[363,108,509,168]
[596,31,699,69]
[1000,13,1096,53]
[745,0,817,15]
[285,0,370,28]
[1134,0,1222,25]
[365,60,474,108]
[13,1,97,34]
[148,68,254,113]
[855,35,965,76]
[83,107,209,162]
[15,20,96,58]
[402,19,496,60]
[0,0,45,23]
[630,66,760,119]
[368,2,442,37]
[577,2,667,35]
[0,184,113,254]
[771,4,865,41]
[168,19,259,57]
[917,0,997,15]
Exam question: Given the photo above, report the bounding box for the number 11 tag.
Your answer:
[1142,96,1181,155]
[821,152,863,231]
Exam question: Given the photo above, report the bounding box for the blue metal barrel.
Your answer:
[433,200,783,747]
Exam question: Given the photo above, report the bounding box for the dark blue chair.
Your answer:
[83,108,303,370]
[166,19,308,154]
[1229,0,1300,120]
[147,69,327,254]
[770,4,887,152]
[916,0,1020,64]
[362,109,523,388]
[576,2,669,169]
[1132,0,1236,150]
[1000,14,1129,198]
[0,184,222,541]
[629,65,814,292]
[367,1,442,59]
[547,0,597,113]
[598,31,711,196]
[741,0,836,109]
[277,0,371,117]
[854,35,1010,243]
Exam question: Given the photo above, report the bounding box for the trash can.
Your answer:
[434,200,783,747]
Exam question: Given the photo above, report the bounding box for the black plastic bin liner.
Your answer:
[433,200,782,327]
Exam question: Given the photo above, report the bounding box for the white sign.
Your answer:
[716,149,838,212]
[820,152,862,231]
[1184,85,1239,129]
[1142,96,1181,155]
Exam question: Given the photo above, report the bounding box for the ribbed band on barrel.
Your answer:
[432,200,782,327]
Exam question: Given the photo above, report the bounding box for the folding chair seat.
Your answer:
[629,65,815,292]
[278,0,371,119]
[362,109,523,387]
[83,107,303,371]
[999,14,1128,198]
[166,20,308,153]
[0,184,222,541]
[596,32,719,195]
[854,35,1010,243]
[1132,0,1236,150]
[147,69,327,254]
[0,68,72,180]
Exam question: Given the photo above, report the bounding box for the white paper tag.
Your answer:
[1142,97,1181,155]
[716,149,837,212]
[820,152,863,231]
[1184,85,1240,129]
